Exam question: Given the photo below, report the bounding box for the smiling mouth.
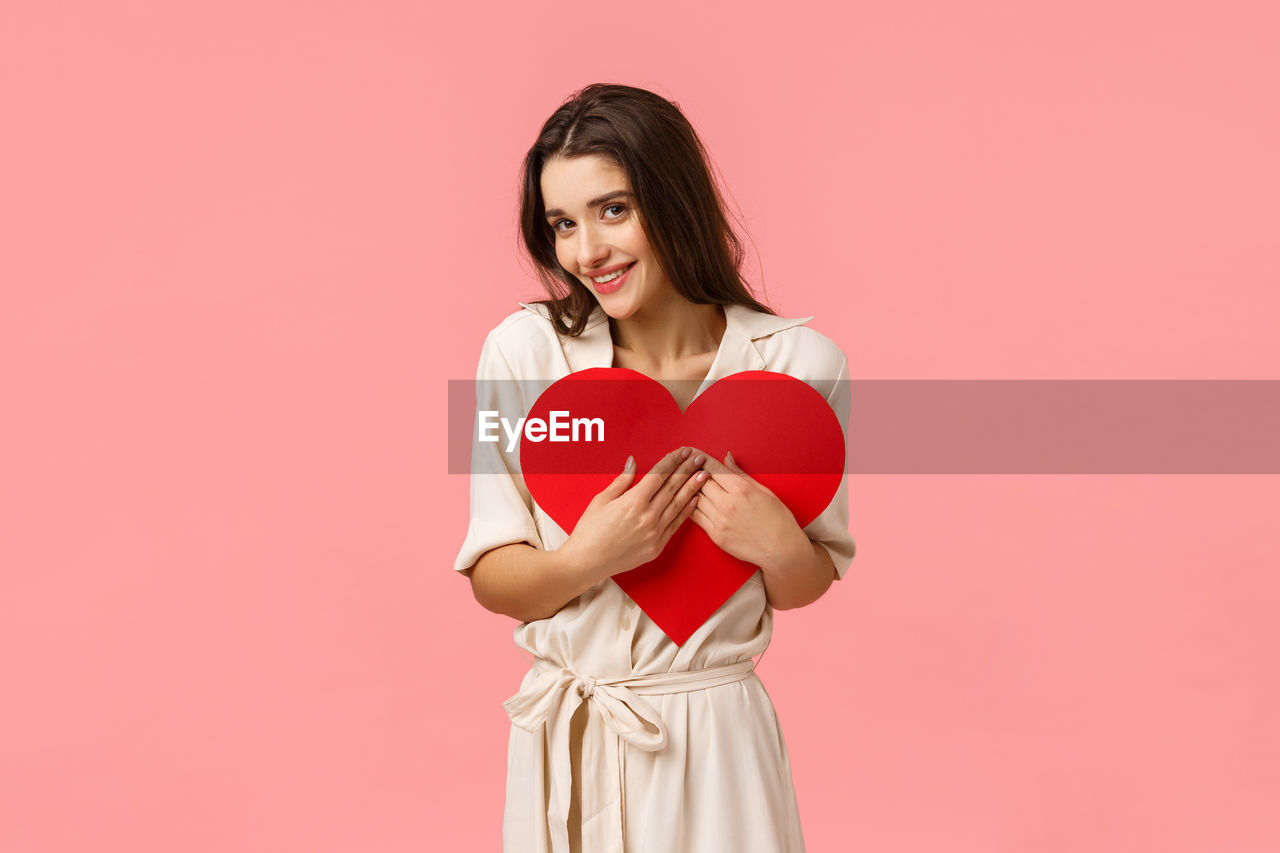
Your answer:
[590,262,635,294]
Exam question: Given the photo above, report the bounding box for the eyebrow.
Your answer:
[544,190,634,220]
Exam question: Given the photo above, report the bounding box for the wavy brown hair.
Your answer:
[518,83,774,336]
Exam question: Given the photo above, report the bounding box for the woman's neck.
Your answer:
[609,296,727,371]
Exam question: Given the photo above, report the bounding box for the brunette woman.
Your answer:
[454,83,855,853]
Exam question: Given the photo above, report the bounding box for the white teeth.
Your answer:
[592,263,632,283]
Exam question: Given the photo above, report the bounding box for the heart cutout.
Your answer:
[521,368,845,645]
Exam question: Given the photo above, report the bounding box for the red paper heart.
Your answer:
[521,368,845,645]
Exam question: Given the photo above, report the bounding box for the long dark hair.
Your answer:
[518,83,774,336]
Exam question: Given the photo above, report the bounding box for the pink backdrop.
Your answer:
[3,1,1278,851]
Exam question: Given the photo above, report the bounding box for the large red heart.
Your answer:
[521,368,844,645]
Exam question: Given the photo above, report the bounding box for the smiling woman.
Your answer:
[454,83,856,853]
[542,156,657,313]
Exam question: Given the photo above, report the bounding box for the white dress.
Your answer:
[454,301,856,853]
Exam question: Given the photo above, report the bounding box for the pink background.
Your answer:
[3,1,1278,851]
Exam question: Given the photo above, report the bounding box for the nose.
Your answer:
[576,222,609,272]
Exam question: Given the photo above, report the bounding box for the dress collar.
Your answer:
[517,301,812,389]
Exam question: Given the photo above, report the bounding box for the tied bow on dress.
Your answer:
[503,657,757,853]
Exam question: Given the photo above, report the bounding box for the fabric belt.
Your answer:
[503,656,757,853]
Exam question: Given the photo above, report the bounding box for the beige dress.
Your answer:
[454,301,856,853]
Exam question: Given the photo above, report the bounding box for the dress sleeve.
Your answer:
[803,353,857,579]
[452,331,546,575]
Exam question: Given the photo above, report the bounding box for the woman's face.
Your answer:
[540,154,676,321]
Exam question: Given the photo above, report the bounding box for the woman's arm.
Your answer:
[465,446,707,623]
[757,535,838,611]
[466,542,606,623]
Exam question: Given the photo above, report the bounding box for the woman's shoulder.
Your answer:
[475,301,575,381]
[740,307,848,409]
[731,304,848,377]
[483,301,563,352]
[486,301,555,338]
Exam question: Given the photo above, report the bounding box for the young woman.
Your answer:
[453,83,856,853]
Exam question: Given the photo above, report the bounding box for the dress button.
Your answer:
[621,616,632,630]
[625,598,636,608]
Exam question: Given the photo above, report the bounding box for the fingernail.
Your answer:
[624,455,635,472]
[693,454,706,467]
[680,447,691,459]
[726,451,735,465]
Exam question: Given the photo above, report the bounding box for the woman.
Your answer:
[454,83,855,853]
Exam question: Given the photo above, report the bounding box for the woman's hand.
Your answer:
[558,446,708,582]
[689,449,837,609]
[687,449,813,575]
